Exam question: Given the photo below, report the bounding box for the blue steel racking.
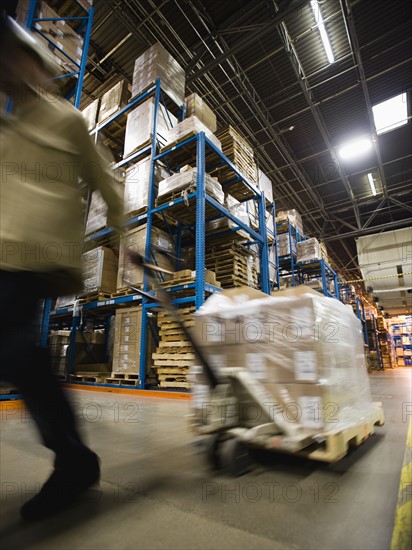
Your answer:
[295,259,339,299]
[25,0,93,108]
[276,218,303,287]
[43,78,274,390]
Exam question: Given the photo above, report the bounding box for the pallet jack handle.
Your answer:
[126,251,220,389]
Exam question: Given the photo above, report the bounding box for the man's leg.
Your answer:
[0,270,100,519]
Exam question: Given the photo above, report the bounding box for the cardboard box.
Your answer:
[98,80,130,124]
[277,233,296,257]
[185,93,217,133]
[81,246,118,294]
[258,170,273,204]
[82,99,99,131]
[276,209,304,235]
[131,42,185,107]
[124,157,169,215]
[117,225,175,290]
[164,115,222,151]
[158,167,224,204]
[124,98,177,158]
[297,238,322,263]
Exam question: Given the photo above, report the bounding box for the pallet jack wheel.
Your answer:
[222,438,251,477]
[205,432,225,470]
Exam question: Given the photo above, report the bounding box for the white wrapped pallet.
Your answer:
[276,209,304,235]
[258,170,273,204]
[98,80,129,124]
[297,237,322,263]
[185,93,217,133]
[81,246,118,294]
[193,286,379,432]
[164,116,222,151]
[277,233,296,257]
[117,225,175,290]
[158,167,224,204]
[124,157,169,215]
[132,42,185,107]
[82,99,99,131]
[124,98,177,158]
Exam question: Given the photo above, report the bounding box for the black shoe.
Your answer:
[20,452,100,521]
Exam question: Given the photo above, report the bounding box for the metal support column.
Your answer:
[195,132,206,310]
[138,78,161,388]
[74,7,93,108]
[67,302,81,375]
[258,192,270,294]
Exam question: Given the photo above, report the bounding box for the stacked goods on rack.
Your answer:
[205,242,258,289]
[297,238,322,263]
[277,233,296,257]
[131,42,185,107]
[214,126,258,198]
[49,330,71,378]
[152,306,196,389]
[185,93,217,132]
[81,246,118,298]
[156,269,220,291]
[320,240,330,264]
[206,193,251,239]
[34,2,84,73]
[55,295,77,309]
[110,306,155,382]
[124,98,177,157]
[192,286,380,432]
[276,209,304,235]
[124,156,169,216]
[258,170,274,204]
[98,80,130,124]
[82,99,99,131]
[117,225,175,291]
[85,175,124,235]
[163,115,222,151]
[157,166,224,205]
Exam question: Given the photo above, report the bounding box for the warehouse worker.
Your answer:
[0,16,124,520]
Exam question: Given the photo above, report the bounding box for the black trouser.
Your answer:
[0,270,91,469]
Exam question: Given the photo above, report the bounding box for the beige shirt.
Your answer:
[0,94,123,285]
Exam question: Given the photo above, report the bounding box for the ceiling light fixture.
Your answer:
[367,173,377,196]
[310,0,334,64]
[338,137,372,160]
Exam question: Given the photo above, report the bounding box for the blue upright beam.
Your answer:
[74,7,93,108]
[195,133,206,310]
[258,191,270,294]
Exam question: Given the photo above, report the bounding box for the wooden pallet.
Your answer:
[105,377,139,386]
[111,288,141,298]
[78,291,112,304]
[111,372,139,380]
[125,207,148,220]
[159,380,190,389]
[156,367,190,375]
[301,403,385,463]
[69,374,105,383]
[0,386,19,395]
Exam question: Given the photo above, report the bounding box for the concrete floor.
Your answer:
[0,368,410,550]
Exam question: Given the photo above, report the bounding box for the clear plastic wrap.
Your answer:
[277,233,296,257]
[85,190,107,235]
[82,99,99,131]
[124,98,178,158]
[158,167,224,204]
[206,194,250,233]
[131,43,185,108]
[164,115,222,151]
[49,330,71,377]
[117,225,175,289]
[193,286,378,432]
[258,170,273,204]
[98,80,129,124]
[276,209,304,235]
[81,246,118,294]
[185,93,217,133]
[297,237,322,263]
[124,157,169,215]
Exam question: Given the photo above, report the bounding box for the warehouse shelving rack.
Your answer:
[366,314,383,371]
[390,318,412,366]
[295,259,339,299]
[25,0,93,108]
[276,218,303,287]
[43,77,274,390]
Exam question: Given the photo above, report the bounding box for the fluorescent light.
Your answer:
[310,0,334,64]
[338,138,372,160]
[372,93,408,135]
[367,173,377,196]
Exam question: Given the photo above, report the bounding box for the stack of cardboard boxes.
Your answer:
[192,286,378,431]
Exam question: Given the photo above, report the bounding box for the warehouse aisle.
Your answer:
[1,369,410,550]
